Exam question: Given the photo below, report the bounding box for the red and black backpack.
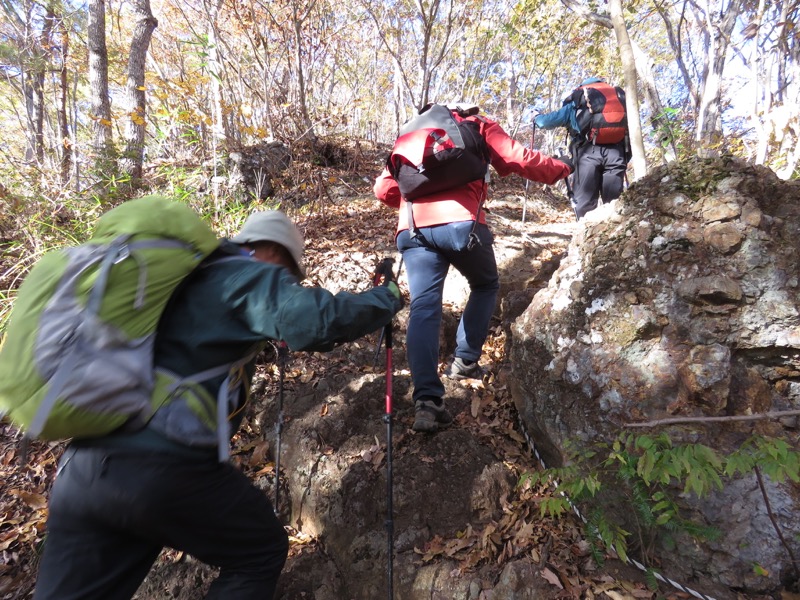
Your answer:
[571,82,628,145]
[386,104,490,201]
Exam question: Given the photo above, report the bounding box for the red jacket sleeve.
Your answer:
[482,118,570,185]
[373,167,401,208]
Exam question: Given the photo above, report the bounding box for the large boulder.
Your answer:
[510,157,800,595]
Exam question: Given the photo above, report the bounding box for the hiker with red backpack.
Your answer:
[374,103,571,433]
[534,77,630,220]
[19,204,403,600]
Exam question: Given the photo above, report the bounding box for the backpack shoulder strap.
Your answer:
[615,86,627,108]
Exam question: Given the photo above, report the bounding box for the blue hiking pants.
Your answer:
[397,221,499,402]
[33,445,288,600]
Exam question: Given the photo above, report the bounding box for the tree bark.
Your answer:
[653,0,700,110]
[607,0,647,179]
[120,0,158,182]
[23,65,45,166]
[694,0,745,156]
[22,2,50,167]
[47,4,72,183]
[291,0,316,142]
[88,0,113,170]
[203,0,230,154]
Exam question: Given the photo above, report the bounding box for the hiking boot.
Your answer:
[412,398,454,433]
[445,357,485,381]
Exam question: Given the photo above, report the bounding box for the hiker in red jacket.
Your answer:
[374,103,570,433]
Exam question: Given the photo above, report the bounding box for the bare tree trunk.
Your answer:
[88,0,114,170]
[22,2,50,168]
[388,15,407,132]
[291,0,316,142]
[203,0,230,155]
[630,42,677,163]
[47,4,72,183]
[119,0,158,182]
[751,0,770,165]
[607,0,647,179]
[653,0,700,110]
[363,0,459,115]
[694,0,744,156]
[23,67,45,166]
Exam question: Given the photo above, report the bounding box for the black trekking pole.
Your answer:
[372,256,403,368]
[558,146,579,221]
[372,257,397,600]
[564,176,578,221]
[274,341,288,516]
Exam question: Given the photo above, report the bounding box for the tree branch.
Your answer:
[625,410,800,428]
[755,465,800,580]
[559,0,612,27]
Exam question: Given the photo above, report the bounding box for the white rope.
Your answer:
[514,410,718,600]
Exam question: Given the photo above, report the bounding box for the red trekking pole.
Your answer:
[372,257,403,368]
[373,257,397,599]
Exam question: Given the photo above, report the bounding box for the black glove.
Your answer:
[554,154,574,174]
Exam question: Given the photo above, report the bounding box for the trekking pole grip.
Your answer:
[373,257,396,287]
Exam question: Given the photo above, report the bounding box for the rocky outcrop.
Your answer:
[227,141,291,200]
[510,157,800,595]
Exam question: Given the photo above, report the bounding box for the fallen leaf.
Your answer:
[541,567,563,589]
[248,441,270,466]
[606,591,635,600]
[253,464,275,476]
[471,395,481,418]
[18,491,47,510]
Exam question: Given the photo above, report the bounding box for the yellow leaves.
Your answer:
[125,107,146,126]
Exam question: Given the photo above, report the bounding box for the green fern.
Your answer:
[518,432,797,570]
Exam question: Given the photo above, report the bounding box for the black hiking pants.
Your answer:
[572,141,627,219]
[33,445,288,600]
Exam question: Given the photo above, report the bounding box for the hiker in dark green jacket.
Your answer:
[33,211,402,600]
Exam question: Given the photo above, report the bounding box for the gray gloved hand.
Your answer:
[554,154,574,175]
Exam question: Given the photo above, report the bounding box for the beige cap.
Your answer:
[230,211,305,278]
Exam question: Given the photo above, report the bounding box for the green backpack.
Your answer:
[0,196,221,443]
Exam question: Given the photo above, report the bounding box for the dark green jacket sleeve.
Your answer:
[224,261,400,351]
